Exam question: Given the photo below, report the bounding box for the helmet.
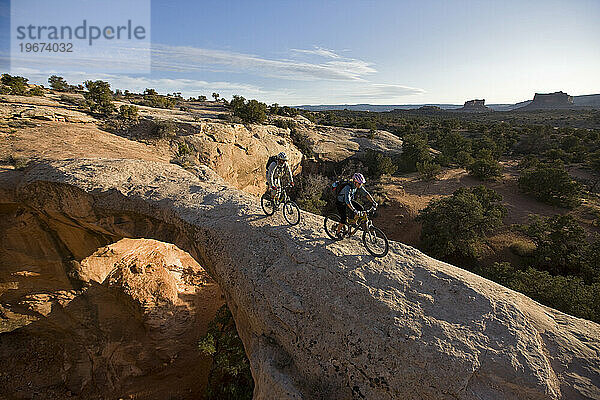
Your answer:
[277,152,288,161]
[352,173,366,184]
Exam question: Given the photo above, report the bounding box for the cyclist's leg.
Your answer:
[335,201,347,235]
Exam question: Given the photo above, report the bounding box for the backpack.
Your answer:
[266,155,278,171]
[332,179,351,197]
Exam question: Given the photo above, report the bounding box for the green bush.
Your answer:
[171,141,197,168]
[1,74,29,95]
[398,133,431,172]
[362,149,397,179]
[8,154,30,170]
[521,214,592,279]
[198,305,254,399]
[467,151,502,180]
[518,160,581,208]
[437,131,472,166]
[118,104,139,121]
[416,160,441,181]
[417,185,506,259]
[141,88,177,109]
[28,86,44,96]
[84,80,116,116]
[230,95,267,124]
[48,75,70,91]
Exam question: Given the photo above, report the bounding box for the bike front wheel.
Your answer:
[362,225,389,257]
[261,193,275,216]
[283,201,301,225]
[324,213,344,240]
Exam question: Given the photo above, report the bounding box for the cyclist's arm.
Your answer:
[285,163,293,184]
[266,162,276,187]
[361,186,377,205]
[343,187,358,213]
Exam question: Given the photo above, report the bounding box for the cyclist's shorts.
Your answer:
[336,200,363,224]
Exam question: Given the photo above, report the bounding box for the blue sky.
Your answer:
[1,0,599,104]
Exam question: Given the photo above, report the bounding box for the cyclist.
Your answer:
[335,173,377,238]
[266,152,294,203]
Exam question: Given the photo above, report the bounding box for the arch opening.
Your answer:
[0,193,252,399]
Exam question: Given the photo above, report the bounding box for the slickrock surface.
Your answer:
[1,158,598,399]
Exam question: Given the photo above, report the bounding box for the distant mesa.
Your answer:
[416,105,442,112]
[455,99,491,113]
[516,91,575,111]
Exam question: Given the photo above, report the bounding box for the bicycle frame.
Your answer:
[273,186,290,206]
[343,213,372,237]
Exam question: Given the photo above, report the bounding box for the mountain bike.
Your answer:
[261,185,301,225]
[324,205,389,257]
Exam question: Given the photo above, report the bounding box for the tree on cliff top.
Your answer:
[84,80,116,116]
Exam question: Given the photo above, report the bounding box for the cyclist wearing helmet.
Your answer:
[266,151,294,199]
[335,173,377,237]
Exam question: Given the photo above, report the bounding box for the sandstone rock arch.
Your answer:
[1,158,599,399]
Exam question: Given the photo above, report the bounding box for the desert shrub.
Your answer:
[84,80,116,116]
[518,155,540,170]
[171,141,197,168]
[520,214,592,279]
[141,88,177,109]
[230,95,267,124]
[362,149,397,179]
[48,75,70,91]
[1,74,29,95]
[153,120,177,139]
[28,86,44,96]
[543,148,571,163]
[587,150,600,173]
[467,151,502,180]
[456,150,474,168]
[518,160,581,208]
[118,104,139,121]
[397,133,431,172]
[198,305,254,400]
[437,131,472,166]
[416,160,441,181]
[293,174,330,214]
[8,154,30,170]
[417,185,506,259]
[103,105,140,134]
[272,119,296,131]
[508,239,536,257]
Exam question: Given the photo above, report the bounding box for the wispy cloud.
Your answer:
[290,46,341,59]
[12,44,425,104]
[151,43,375,81]
[343,83,426,98]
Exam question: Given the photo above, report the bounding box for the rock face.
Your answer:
[517,92,575,110]
[184,121,302,195]
[0,232,223,398]
[2,159,599,399]
[294,123,403,164]
[456,99,491,113]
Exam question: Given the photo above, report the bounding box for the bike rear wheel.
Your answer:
[362,225,389,257]
[283,201,301,225]
[324,213,344,240]
[261,193,275,216]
